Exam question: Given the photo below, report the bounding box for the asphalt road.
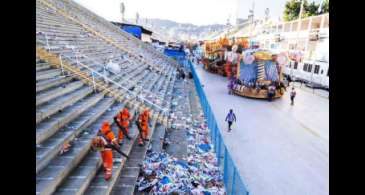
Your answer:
[194,63,329,195]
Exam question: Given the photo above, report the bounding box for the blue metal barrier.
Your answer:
[189,60,250,195]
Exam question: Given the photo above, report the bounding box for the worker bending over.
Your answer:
[91,121,128,180]
[114,107,132,145]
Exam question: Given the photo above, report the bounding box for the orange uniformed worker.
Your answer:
[114,108,132,144]
[138,109,150,146]
[94,121,118,180]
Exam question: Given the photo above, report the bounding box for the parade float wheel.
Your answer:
[232,86,284,99]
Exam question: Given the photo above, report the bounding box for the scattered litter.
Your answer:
[137,114,225,193]
[59,142,71,155]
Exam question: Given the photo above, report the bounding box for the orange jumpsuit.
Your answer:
[116,108,130,142]
[99,121,117,180]
[138,110,150,144]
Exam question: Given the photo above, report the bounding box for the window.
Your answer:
[303,63,307,71]
[308,64,313,72]
[314,65,320,74]
[294,62,298,69]
[321,70,324,74]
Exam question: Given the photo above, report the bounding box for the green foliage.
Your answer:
[283,0,328,22]
[306,2,319,17]
[283,0,303,21]
[321,0,329,13]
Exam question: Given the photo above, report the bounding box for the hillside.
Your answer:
[132,18,229,41]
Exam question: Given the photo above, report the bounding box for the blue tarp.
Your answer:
[164,48,186,58]
[164,48,187,66]
[121,25,142,39]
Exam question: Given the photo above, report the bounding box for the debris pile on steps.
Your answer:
[136,122,225,194]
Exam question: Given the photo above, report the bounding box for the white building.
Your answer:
[254,13,329,89]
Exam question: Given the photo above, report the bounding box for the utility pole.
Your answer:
[265,8,270,22]
[296,0,305,52]
[120,2,125,22]
[249,1,255,47]
[136,12,139,24]
[292,0,305,81]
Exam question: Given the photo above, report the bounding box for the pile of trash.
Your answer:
[136,122,225,194]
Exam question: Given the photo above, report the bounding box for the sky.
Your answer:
[74,0,322,26]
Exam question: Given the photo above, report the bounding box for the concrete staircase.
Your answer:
[36,58,119,194]
[35,0,181,194]
[36,53,175,195]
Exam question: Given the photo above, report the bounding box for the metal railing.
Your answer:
[39,0,179,72]
[37,33,170,116]
[189,60,250,195]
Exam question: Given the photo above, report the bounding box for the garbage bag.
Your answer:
[198,144,211,153]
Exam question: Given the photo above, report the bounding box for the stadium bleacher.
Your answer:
[36,0,179,194]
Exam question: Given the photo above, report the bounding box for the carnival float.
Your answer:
[230,49,288,99]
[202,37,250,77]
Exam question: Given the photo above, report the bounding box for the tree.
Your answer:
[320,0,329,13]
[283,0,327,21]
[306,1,319,17]
[283,0,303,21]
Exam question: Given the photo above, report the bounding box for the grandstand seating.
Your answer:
[36,0,179,194]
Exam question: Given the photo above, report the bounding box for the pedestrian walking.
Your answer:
[227,78,235,95]
[225,109,237,132]
[290,87,296,105]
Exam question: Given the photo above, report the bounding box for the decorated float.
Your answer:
[202,37,229,76]
[231,49,288,99]
[202,37,252,78]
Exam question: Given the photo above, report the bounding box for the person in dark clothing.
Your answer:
[181,71,186,80]
[188,71,193,79]
[287,76,292,86]
[267,85,276,101]
[225,109,237,132]
[290,87,296,105]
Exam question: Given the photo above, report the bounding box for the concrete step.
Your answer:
[36,64,51,72]
[151,74,166,93]
[37,62,49,67]
[36,90,104,145]
[109,119,159,195]
[37,69,62,81]
[36,95,113,174]
[36,86,93,124]
[55,120,139,195]
[36,102,123,195]
[52,151,102,195]
[36,76,73,93]
[150,125,166,153]
[36,81,84,107]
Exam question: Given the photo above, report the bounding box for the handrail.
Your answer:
[62,54,168,114]
[189,60,250,194]
[37,34,169,116]
[42,0,179,68]
[37,46,166,126]
[37,32,170,113]
[39,0,174,76]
